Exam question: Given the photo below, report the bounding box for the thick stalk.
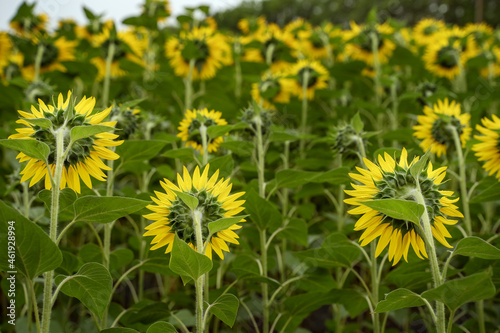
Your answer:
[200,124,209,166]
[234,41,242,99]
[184,59,196,110]
[299,69,310,159]
[23,182,30,218]
[370,242,380,333]
[448,125,471,235]
[102,42,115,108]
[30,281,41,333]
[33,43,45,82]
[477,300,485,333]
[413,187,445,333]
[193,210,205,333]
[41,127,65,333]
[255,118,269,333]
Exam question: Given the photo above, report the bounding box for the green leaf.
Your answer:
[276,170,314,188]
[220,141,254,156]
[169,235,212,283]
[73,196,150,223]
[470,182,500,203]
[375,288,426,313]
[453,237,500,260]
[56,262,112,319]
[245,190,282,230]
[361,199,424,225]
[0,200,62,279]
[164,148,195,163]
[410,149,431,179]
[70,125,115,142]
[207,155,233,178]
[421,269,496,311]
[279,218,308,246]
[269,131,299,142]
[38,187,77,221]
[121,302,171,325]
[310,167,350,185]
[100,329,139,333]
[0,139,50,161]
[352,112,364,132]
[120,98,145,109]
[147,321,178,333]
[207,123,248,138]
[208,215,248,235]
[116,140,168,166]
[208,294,239,328]
[284,292,339,316]
[174,191,198,211]
[25,118,52,129]
[110,248,134,271]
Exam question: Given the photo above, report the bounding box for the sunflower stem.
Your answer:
[370,242,380,333]
[370,31,382,106]
[41,126,65,333]
[200,124,209,166]
[448,125,471,235]
[34,43,45,82]
[299,69,310,160]
[102,41,115,109]
[413,184,446,333]
[185,59,196,111]
[234,41,242,99]
[193,209,205,333]
[477,299,486,333]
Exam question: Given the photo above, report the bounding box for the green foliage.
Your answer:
[361,199,424,225]
[375,289,426,312]
[169,235,213,284]
[0,139,50,161]
[73,196,150,223]
[208,294,239,327]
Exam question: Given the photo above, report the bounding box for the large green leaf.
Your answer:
[174,191,198,211]
[147,321,178,333]
[276,170,314,188]
[208,294,239,328]
[38,187,77,221]
[73,196,150,223]
[361,199,424,225]
[278,218,308,246]
[470,182,500,203]
[245,189,281,230]
[0,200,62,280]
[208,216,248,235]
[206,123,248,138]
[375,288,426,312]
[70,125,115,142]
[116,140,168,166]
[100,329,139,333]
[56,262,112,319]
[0,139,50,161]
[454,237,500,260]
[169,235,212,284]
[422,269,496,311]
[25,118,52,129]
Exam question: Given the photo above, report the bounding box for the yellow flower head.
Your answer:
[289,59,329,100]
[343,22,396,65]
[472,115,500,180]
[177,108,227,154]
[423,34,464,80]
[143,164,246,260]
[413,18,447,46]
[345,148,463,265]
[8,91,123,193]
[165,27,230,80]
[251,71,294,109]
[10,13,48,36]
[413,98,471,157]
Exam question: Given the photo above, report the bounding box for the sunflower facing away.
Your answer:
[472,115,500,180]
[251,71,294,110]
[143,164,246,259]
[289,59,329,100]
[345,148,463,265]
[413,98,471,157]
[8,91,123,193]
[423,34,464,80]
[177,108,227,154]
[413,18,447,46]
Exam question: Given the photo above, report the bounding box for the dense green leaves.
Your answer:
[422,269,496,311]
[169,235,213,284]
[276,167,350,188]
[116,140,168,166]
[208,294,239,327]
[362,199,424,225]
[207,123,248,138]
[0,200,62,279]
[73,196,150,223]
[0,139,50,161]
[375,289,426,312]
[470,182,500,203]
[38,187,77,221]
[56,262,113,319]
[453,237,500,260]
[245,190,281,230]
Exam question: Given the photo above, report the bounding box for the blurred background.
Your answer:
[1,0,498,31]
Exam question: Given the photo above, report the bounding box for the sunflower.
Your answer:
[472,115,500,180]
[21,37,77,81]
[422,34,464,80]
[165,26,230,81]
[8,91,123,193]
[479,45,500,79]
[177,108,227,153]
[343,22,396,66]
[295,24,332,60]
[0,32,12,69]
[289,59,329,100]
[413,18,447,46]
[251,71,294,109]
[345,148,463,265]
[76,20,113,41]
[91,25,147,80]
[142,0,171,22]
[143,164,245,259]
[10,13,48,36]
[413,98,471,158]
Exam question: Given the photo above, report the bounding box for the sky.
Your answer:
[0,0,245,31]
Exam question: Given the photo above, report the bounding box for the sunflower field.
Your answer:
[1,1,500,332]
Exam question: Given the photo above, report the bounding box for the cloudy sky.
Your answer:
[0,0,244,30]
